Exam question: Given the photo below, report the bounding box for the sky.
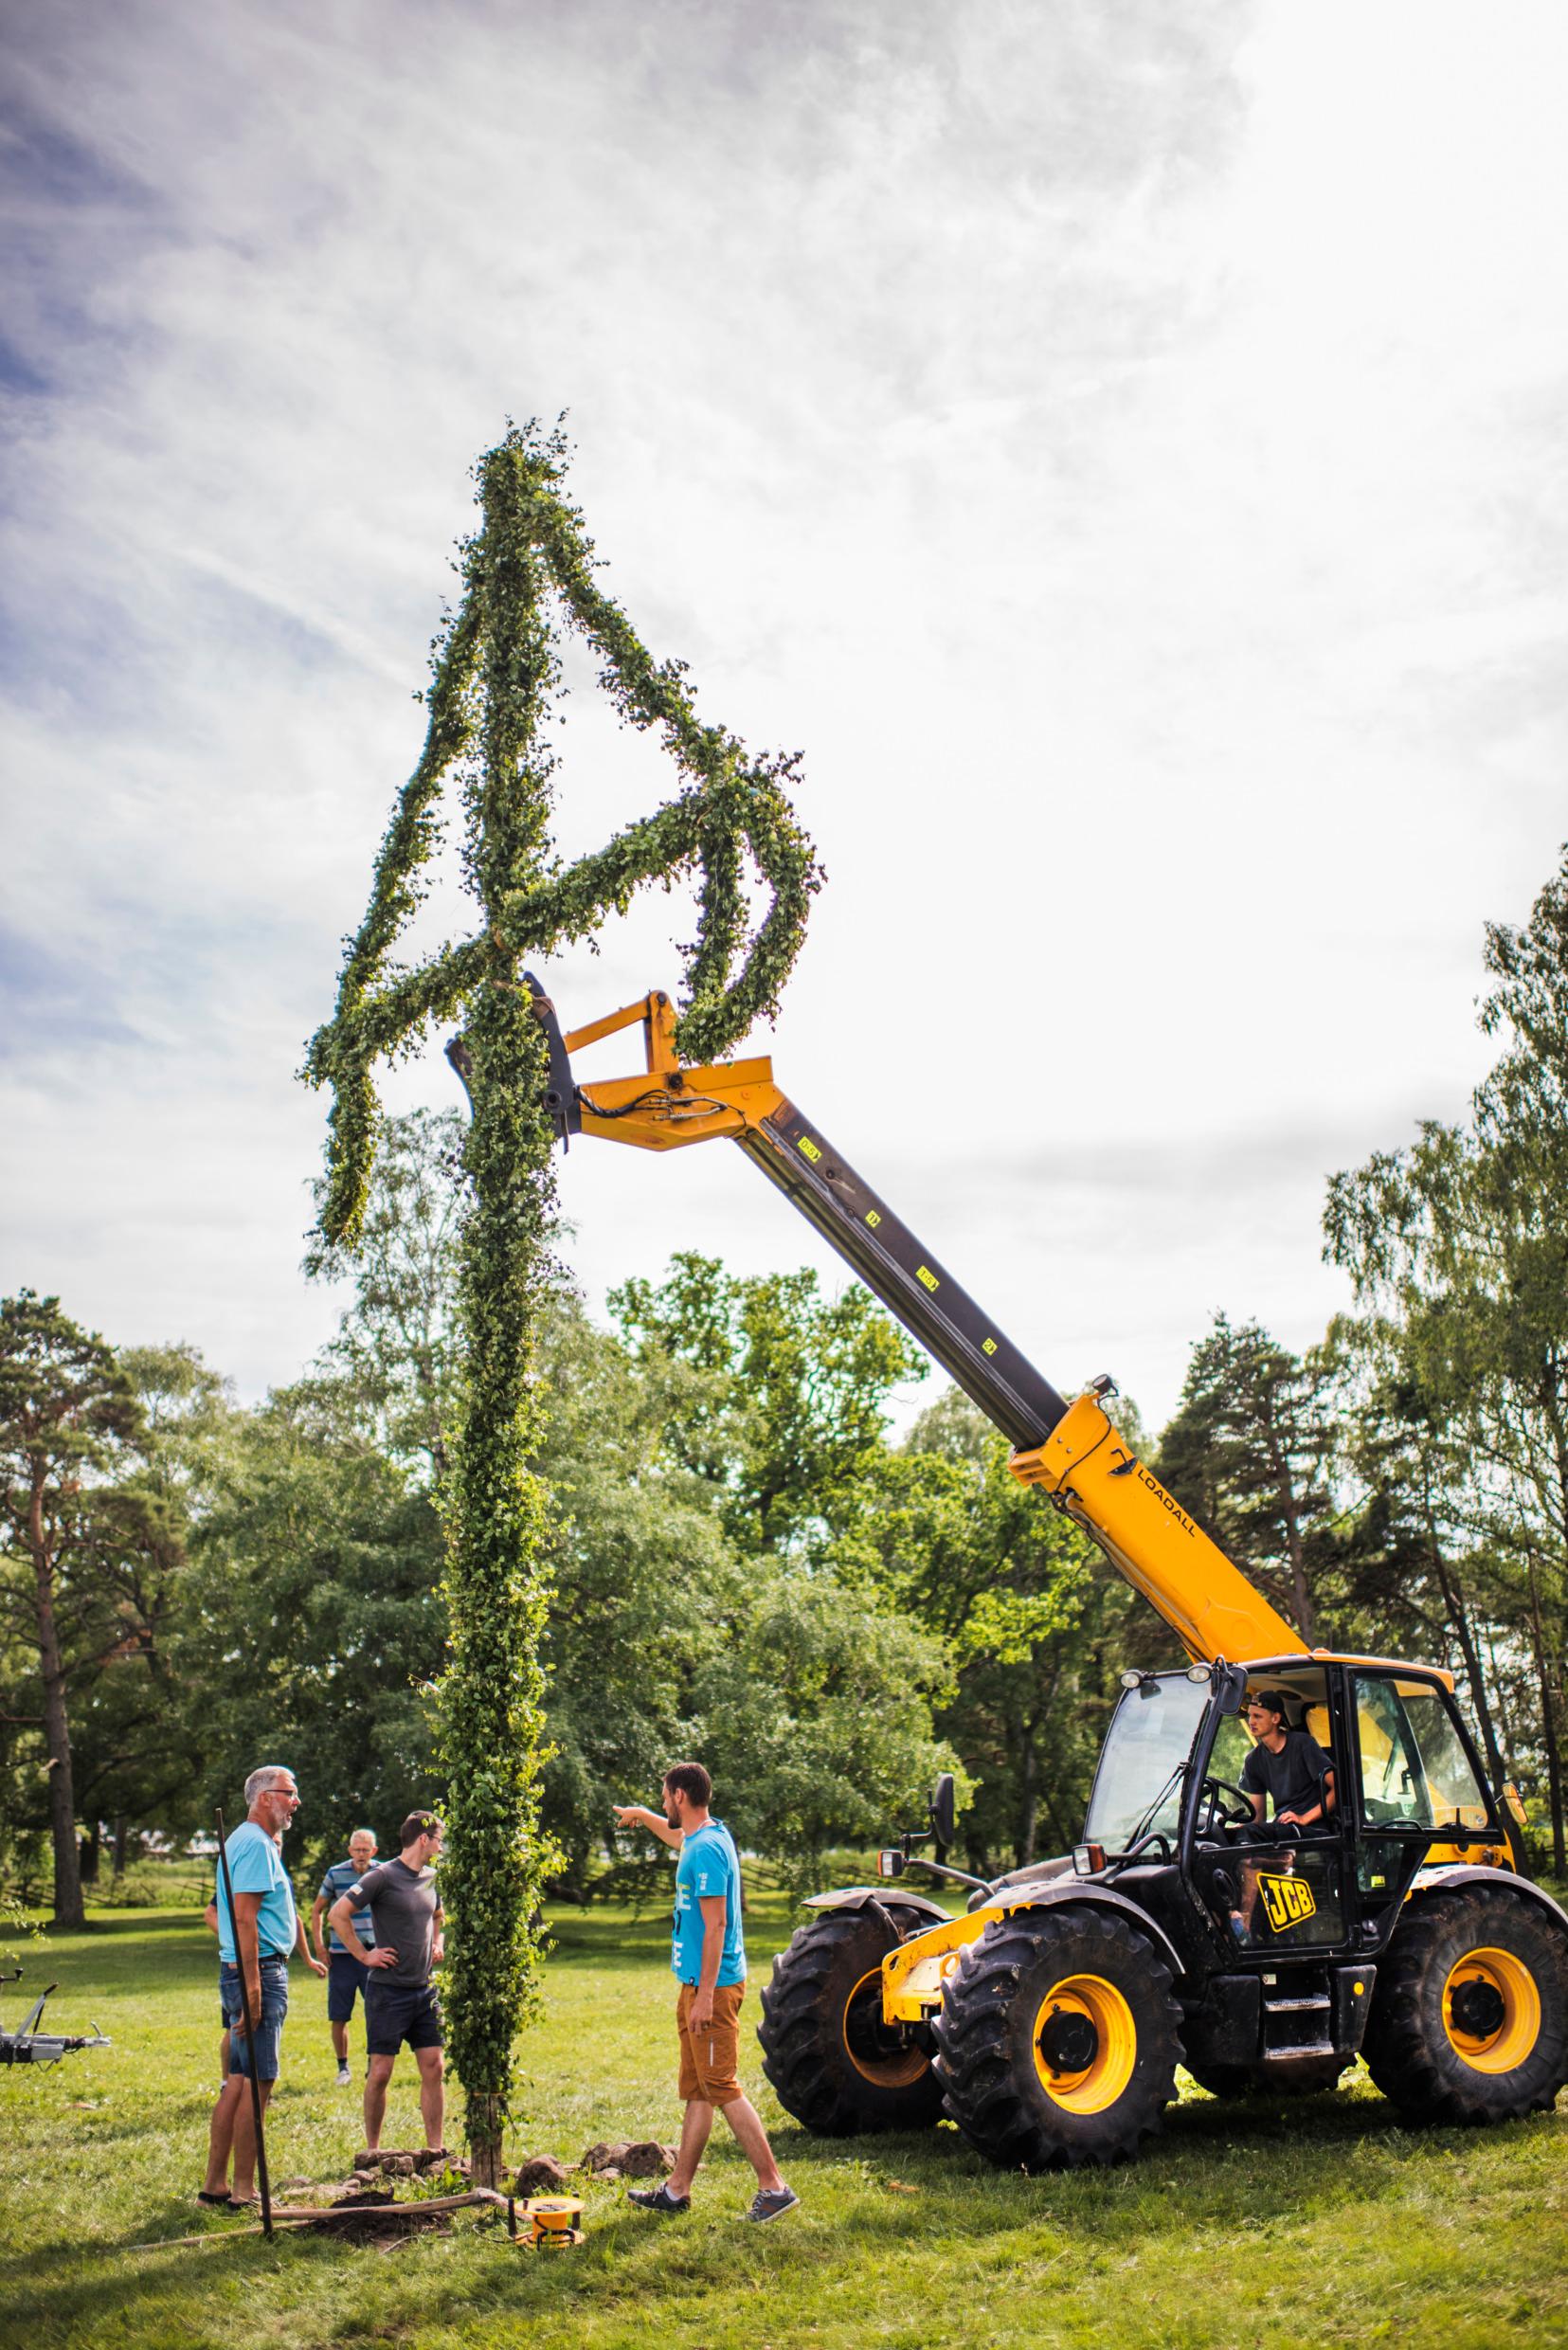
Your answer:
[3,0,1567,1435]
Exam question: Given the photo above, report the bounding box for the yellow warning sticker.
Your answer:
[865,1209,881,1228]
[797,1136,822,1164]
[1257,1872,1317,1931]
[982,1337,997,1356]
[916,1266,940,1292]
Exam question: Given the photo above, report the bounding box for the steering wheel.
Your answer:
[1199,1776,1256,1837]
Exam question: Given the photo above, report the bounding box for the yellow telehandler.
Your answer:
[515,980,1568,2170]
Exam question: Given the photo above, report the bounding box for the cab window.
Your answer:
[1352,1674,1490,1832]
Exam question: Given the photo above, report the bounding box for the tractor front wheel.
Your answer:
[932,1907,1181,2170]
[758,1907,946,2136]
[1362,1887,1568,2125]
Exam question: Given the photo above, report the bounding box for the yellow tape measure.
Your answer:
[522,2195,585,2248]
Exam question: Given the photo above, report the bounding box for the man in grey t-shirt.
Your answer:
[329,1811,445,2155]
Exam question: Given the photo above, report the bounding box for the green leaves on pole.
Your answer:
[304,423,818,2169]
[304,422,820,1254]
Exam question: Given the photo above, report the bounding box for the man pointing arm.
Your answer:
[619,1762,798,2225]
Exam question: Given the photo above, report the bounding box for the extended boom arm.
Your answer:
[520,981,1300,1666]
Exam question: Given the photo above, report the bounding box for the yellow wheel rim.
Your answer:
[1442,1946,1541,2073]
[841,1967,928,2088]
[1033,1973,1137,2114]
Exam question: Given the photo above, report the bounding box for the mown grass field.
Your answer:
[2,1894,1565,2350]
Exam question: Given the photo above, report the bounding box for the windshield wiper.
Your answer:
[1123,1762,1187,1851]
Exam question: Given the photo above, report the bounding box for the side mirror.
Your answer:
[1213,1661,1249,1717]
[875,1848,906,1880]
[929,1772,957,1852]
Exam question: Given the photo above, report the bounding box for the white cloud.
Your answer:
[2,0,1566,1424]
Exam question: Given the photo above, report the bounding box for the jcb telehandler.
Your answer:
[521,979,1568,2170]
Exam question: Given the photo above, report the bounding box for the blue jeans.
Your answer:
[221,1955,289,2082]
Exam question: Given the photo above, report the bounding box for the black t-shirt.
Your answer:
[346,1858,441,1987]
[1241,1728,1334,1819]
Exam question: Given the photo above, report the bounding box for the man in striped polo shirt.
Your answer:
[313,1829,379,2086]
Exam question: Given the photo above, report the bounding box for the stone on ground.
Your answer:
[511,2153,571,2195]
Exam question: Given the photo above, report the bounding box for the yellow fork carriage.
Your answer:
[520,981,1567,2170]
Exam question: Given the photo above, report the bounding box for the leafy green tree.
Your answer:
[0,1293,148,1925]
[305,1111,466,1481]
[532,1292,737,1895]
[610,1252,926,1555]
[1325,847,1568,1867]
[853,1390,1138,1872]
[1154,1315,1340,1647]
[178,1378,445,1863]
[1321,1315,1510,1791]
[67,1345,228,1879]
[692,1564,954,1891]
[299,1111,717,1895]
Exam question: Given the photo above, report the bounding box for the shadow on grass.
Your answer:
[545,1892,802,1967]
[6,2090,1559,2349]
[33,1911,209,1941]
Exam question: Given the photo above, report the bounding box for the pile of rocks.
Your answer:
[505,2140,677,2195]
[351,2147,468,2180]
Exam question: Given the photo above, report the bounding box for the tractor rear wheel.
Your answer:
[1362,1887,1568,2125]
[932,1907,1181,2170]
[758,1907,946,2136]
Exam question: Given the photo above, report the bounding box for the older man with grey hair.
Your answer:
[199,1764,325,2208]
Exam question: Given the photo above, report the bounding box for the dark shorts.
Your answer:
[328,1949,370,2023]
[221,1955,289,2082]
[365,1979,443,2057]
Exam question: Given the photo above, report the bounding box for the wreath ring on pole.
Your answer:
[304,421,820,1248]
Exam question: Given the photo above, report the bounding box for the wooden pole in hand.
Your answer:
[215,1807,273,2239]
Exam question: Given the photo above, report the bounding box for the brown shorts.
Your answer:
[676,1980,746,2106]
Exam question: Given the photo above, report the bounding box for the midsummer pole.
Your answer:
[306,423,817,2184]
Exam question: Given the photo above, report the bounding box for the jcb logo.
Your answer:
[1257,1872,1317,1931]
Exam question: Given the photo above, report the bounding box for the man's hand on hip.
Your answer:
[364,1945,400,1970]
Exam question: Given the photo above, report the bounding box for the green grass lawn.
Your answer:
[2,1897,1565,2350]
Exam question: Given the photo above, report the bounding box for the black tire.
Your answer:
[1362,1887,1568,2125]
[1183,2053,1347,2100]
[758,1907,946,2136]
[931,1907,1181,2170]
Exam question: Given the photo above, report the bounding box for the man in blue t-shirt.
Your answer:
[614,1762,797,2224]
[200,1764,325,2208]
[312,1829,379,2085]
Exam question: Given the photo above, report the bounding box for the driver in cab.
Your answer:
[1230,1689,1335,1943]
[1240,1690,1335,1832]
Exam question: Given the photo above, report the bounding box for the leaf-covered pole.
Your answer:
[306,424,818,2182]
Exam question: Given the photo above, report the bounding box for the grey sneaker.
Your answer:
[745,2186,800,2224]
[627,2183,690,2214]
[335,2063,351,2086]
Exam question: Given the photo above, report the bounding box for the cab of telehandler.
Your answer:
[1070,1654,1514,1975]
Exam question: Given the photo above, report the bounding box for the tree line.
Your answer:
[6,849,1568,1924]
